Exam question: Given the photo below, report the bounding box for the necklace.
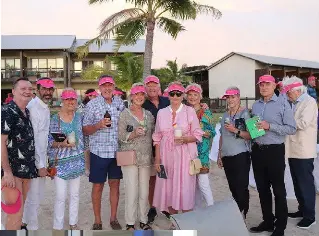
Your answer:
[228,106,240,122]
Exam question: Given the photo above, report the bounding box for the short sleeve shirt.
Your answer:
[1,101,38,179]
[142,96,170,122]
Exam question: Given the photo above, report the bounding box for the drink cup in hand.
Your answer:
[174,128,182,138]
[67,131,76,144]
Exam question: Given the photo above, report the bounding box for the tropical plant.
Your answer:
[76,0,221,79]
[81,64,114,81]
[151,58,192,88]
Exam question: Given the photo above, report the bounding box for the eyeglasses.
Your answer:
[169,91,183,97]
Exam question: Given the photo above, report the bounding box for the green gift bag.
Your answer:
[245,116,266,139]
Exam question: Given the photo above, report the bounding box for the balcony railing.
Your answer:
[71,70,82,78]
[25,68,64,78]
[1,69,21,79]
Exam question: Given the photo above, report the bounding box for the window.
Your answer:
[93,60,104,68]
[74,61,82,71]
[1,59,5,69]
[1,58,20,69]
[31,58,63,69]
[56,58,63,68]
[110,61,117,71]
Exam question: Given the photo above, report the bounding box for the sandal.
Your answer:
[126,224,135,231]
[92,223,102,230]
[140,222,152,230]
[70,224,79,230]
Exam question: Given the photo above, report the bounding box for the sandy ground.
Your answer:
[2,163,319,235]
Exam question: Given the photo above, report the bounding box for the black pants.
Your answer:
[222,151,251,216]
[251,143,287,230]
[289,158,316,221]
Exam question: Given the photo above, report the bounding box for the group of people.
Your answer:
[1,73,318,236]
[1,75,216,231]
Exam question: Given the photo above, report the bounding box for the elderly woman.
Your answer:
[153,81,204,217]
[118,83,155,231]
[185,83,215,208]
[48,88,85,230]
[217,86,251,218]
[282,76,318,229]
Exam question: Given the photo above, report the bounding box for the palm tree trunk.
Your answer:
[143,20,155,79]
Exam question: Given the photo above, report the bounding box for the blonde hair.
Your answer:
[167,81,183,87]
[128,82,147,106]
[185,83,203,98]
[282,76,306,93]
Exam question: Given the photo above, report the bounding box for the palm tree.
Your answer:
[77,0,221,79]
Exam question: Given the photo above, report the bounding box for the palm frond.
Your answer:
[192,2,222,19]
[156,0,196,20]
[157,17,185,39]
[114,19,146,51]
[126,0,149,8]
[89,0,113,4]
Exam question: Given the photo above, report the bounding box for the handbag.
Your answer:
[47,114,61,179]
[185,106,203,176]
[116,150,137,166]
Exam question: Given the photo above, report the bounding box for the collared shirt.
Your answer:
[142,96,170,121]
[252,94,296,145]
[292,93,308,112]
[307,85,317,100]
[1,101,38,179]
[27,97,51,169]
[83,95,125,158]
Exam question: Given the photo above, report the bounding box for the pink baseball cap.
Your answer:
[257,75,276,84]
[61,90,78,100]
[281,82,303,94]
[1,187,22,214]
[308,76,316,82]
[221,88,240,99]
[113,90,124,96]
[167,83,185,93]
[163,91,169,97]
[185,85,202,94]
[98,76,115,86]
[144,75,160,85]
[36,78,55,88]
[130,85,146,95]
[85,91,99,97]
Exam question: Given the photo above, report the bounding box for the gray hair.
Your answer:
[282,76,306,94]
[185,83,203,99]
[167,81,184,87]
[226,86,240,94]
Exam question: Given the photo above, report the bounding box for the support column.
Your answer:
[20,51,23,77]
[63,52,68,88]
[67,52,71,87]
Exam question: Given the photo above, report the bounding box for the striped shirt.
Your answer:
[83,95,125,158]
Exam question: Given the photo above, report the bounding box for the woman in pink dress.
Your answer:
[153,81,204,215]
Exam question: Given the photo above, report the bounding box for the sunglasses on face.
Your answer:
[169,91,183,97]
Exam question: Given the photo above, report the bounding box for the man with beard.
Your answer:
[1,78,38,229]
[21,77,55,230]
[83,75,125,230]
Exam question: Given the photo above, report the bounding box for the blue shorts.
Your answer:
[89,152,122,183]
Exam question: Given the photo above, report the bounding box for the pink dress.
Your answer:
[152,104,204,211]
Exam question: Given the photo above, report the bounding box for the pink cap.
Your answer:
[257,75,275,84]
[85,91,99,97]
[167,84,185,93]
[1,187,22,214]
[308,76,316,82]
[221,89,240,99]
[99,76,115,86]
[36,79,55,88]
[185,85,202,94]
[61,90,78,100]
[130,85,146,95]
[163,91,169,97]
[277,81,283,87]
[113,90,124,96]
[144,75,160,85]
[281,82,303,94]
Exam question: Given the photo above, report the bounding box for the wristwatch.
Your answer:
[237,130,241,136]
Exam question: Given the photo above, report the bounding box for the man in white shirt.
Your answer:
[21,77,55,230]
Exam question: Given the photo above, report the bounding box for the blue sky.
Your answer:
[1,0,319,68]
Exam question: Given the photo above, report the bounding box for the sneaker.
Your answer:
[288,211,303,219]
[270,228,285,236]
[110,220,122,230]
[147,207,157,224]
[250,221,274,233]
[297,218,316,229]
[21,224,27,230]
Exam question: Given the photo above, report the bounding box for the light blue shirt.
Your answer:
[252,94,297,145]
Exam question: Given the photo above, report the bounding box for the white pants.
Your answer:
[53,176,81,230]
[195,173,214,209]
[122,165,150,225]
[22,177,46,230]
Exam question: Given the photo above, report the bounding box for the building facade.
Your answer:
[1,35,145,103]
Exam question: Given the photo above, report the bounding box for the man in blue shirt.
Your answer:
[250,75,296,236]
[307,76,317,101]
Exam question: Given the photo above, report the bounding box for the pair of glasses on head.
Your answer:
[169,91,183,97]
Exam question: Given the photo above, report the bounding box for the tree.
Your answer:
[77,0,221,79]
[81,64,115,81]
[151,58,192,89]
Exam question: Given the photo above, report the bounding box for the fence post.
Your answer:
[245,97,248,109]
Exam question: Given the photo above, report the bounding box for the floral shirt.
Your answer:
[1,101,38,179]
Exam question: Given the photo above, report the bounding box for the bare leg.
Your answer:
[108,179,120,221]
[168,207,178,215]
[148,176,156,206]
[92,183,104,224]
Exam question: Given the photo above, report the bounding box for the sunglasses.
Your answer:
[169,91,183,97]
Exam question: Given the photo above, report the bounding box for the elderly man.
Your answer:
[142,75,170,223]
[83,75,125,230]
[282,76,317,229]
[21,77,55,230]
[250,75,296,236]
[1,78,38,230]
[307,76,317,101]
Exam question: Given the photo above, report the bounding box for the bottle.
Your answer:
[104,111,112,127]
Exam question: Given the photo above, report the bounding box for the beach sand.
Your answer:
[2,163,319,235]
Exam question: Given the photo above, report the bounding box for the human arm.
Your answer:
[82,103,111,135]
[217,135,223,168]
[294,99,318,130]
[1,135,15,188]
